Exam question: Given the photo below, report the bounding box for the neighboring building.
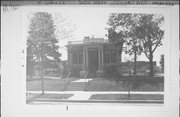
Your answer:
[117,61,156,76]
[66,37,157,77]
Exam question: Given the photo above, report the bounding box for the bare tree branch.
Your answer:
[144,50,150,59]
[152,36,162,53]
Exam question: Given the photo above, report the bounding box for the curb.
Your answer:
[27,99,164,104]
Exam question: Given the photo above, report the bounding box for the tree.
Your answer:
[27,12,61,76]
[159,54,164,73]
[135,14,164,77]
[123,14,143,75]
[107,13,164,77]
[107,13,143,74]
[27,39,35,78]
[125,37,143,75]
[107,28,124,62]
[107,13,132,62]
[27,12,61,94]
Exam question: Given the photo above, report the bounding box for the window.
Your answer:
[72,51,83,64]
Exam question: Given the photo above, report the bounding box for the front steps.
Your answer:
[64,81,85,91]
[64,72,96,91]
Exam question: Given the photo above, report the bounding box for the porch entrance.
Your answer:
[88,49,98,73]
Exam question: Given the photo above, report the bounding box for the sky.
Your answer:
[53,8,110,62]
[25,7,165,66]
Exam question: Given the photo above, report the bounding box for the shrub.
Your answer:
[104,65,118,78]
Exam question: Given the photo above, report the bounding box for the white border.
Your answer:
[2,5,179,117]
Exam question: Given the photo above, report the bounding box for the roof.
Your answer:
[67,37,105,46]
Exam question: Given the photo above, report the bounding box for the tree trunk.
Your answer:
[40,46,44,95]
[29,60,33,79]
[133,51,137,75]
[30,67,33,79]
[27,57,33,79]
[149,52,154,77]
[118,43,124,63]
[40,59,44,94]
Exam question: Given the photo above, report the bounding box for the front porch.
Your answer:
[67,37,120,78]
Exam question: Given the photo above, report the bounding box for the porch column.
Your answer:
[98,49,101,69]
[68,50,72,65]
[80,47,86,78]
[97,48,103,77]
[83,48,86,70]
[86,48,88,69]
[98,48,103,70]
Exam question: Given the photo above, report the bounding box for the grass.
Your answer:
[86,79,128,91]
[86,77,164,91]
[26,93,73,101]
[26,78,80,91]
[37,94,73,99]
[89,94,164,100]
[27,76,164,92]
[26,79,66,91]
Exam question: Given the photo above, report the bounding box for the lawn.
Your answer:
[26,93,73,103]
[86,77,164,91]
[89,94,164,100]
[27,78,80,91]
[27,76,164,92]
[35,94,73,99]
[27,79,66,91]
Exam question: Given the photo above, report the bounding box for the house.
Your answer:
[66,36,157,78]
[66,36,121,77]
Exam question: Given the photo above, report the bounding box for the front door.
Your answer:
[88,49,98,73]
